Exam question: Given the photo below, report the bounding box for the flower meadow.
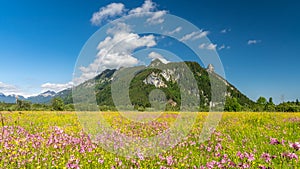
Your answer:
[0,111,299,169]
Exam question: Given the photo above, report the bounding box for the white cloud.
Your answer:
[148,52,170,64]
[146,10,167,24]
[218,44,231,51]
[199,43,217,51]
[0,82,37,97]
[129,0,155,14]
[165,26,182,35]
[218,44,226,50]
[248,40,261,45]
[0,82,20,95]
[180,30,209,41]
[75,22,157,84]
[207,43,217,50]
[129,0,167,25]
[90,3,125,25]
[41,82,73,93]
[220,28,231,34]
[90,0,168,26]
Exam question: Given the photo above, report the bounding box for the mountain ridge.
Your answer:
[0,61,254,111]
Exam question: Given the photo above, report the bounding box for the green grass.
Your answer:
[0,111,299,168]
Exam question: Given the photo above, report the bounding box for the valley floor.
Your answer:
[0,111,299,168]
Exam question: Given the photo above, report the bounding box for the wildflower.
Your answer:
[166,156,173,166]
[289,142,300,151]
[98,158,104,164]
[206,146,212,152]
[282,152,298,160]
[237,151,244,159]
[261,153,271,163]
[245,153,255,162]
[215,143,222,151]
[137,153,144,161]
[270,138,280,145]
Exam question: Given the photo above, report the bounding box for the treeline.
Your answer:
[0,96,299,112]
[0,98,75,111]
[225,96,300,112]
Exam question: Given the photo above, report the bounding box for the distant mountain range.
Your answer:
[0,90,57,103]
[0,93,26,103]
[0,60,254,110]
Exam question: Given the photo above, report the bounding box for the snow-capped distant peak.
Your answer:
[40,90,56,97]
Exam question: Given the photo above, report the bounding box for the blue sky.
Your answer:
[0,0,299,103]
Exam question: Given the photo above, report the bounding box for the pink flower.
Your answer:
[282,152,298,160]
[237,151,244,159]
[206,160,216,169]
[289,142,300,151]
[261,153,271,163]
[137,153,144,161]
[270,138,280,145]
[166,156,173,166]
[98,158,104,164]
[245,153,255,162]
[215,143,222,151]
[242,163,250,168]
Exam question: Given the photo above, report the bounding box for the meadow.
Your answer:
[0,111,299,169]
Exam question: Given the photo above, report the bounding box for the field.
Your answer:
[0,111,299,169]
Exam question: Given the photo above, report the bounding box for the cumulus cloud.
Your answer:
[0,82,21,95]
[90,0,168,27]
[199,43,217,51]
[0,82,36,97]
[147,10,167,24]
[129,0,155,14]
[90,3,125,25]
[148,52,170,64]
[129,0,167,25]
[180,30,209,41]
[248,40,261,45]
[75,22,157,84]
[41,82,74,93]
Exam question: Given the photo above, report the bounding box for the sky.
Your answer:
[0,0,299,103]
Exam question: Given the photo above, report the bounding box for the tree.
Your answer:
[51,97,65,111]
[257,97,267,106]
[16,99,31,111]
[265,97,275,112]
[268,97,274,105]
[224,97,242,112]
[255,96,267,112]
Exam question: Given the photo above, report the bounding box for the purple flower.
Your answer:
[270,138,280,145]
[206,160,216,169]
[282,152,298,160]
[289,142,300,151]
[98,158,104,164]
[137,153,144,161]
[237,151,244,159]
[245,153,255,162]
[166,156,173,166]
[261,153,271,163]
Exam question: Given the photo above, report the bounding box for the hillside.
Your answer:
[67,60,254,111]
[0,60,254,111]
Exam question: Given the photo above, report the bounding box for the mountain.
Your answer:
[68,60,254,111]
[27,90,57,103]
[0,94,26,103]
[0,60,254,111]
